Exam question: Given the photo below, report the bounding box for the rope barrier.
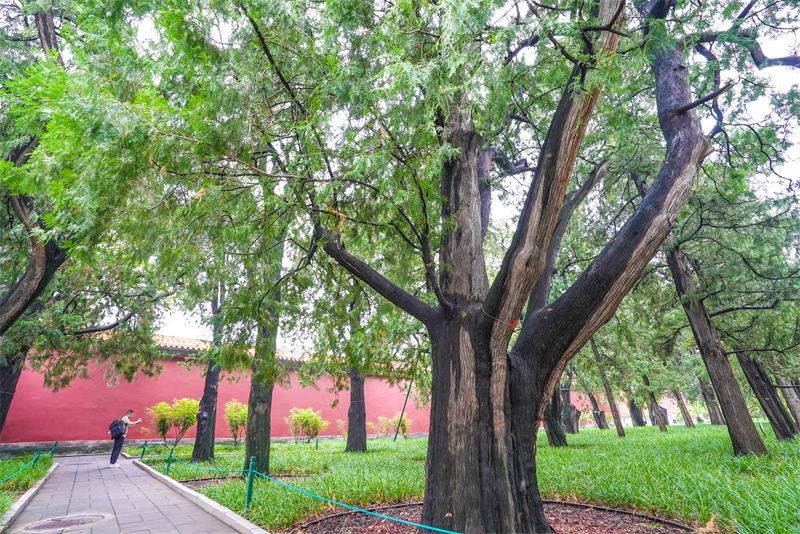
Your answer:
[253,470,462,534]
[169,455,246,474]
[0,451,42,484]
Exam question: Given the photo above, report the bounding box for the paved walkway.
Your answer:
[7,455,237,534]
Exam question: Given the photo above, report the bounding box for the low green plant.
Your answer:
[336,419,347,438]
[0,453,54,516]
[368,412,412,439]
[225,400,248,446]
[145,398,200,447]
[284,408,329,443]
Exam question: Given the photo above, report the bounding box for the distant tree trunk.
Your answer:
[543,389,567,447]
[642,375,667,432]
[777,376,800,428]
[629,397,646,427]
[0,347,29,438]
[673,390,695,429]
[736,351,797,440]
[192,300,223,462]
[561,364,580,434]
[590,338,625,437]
[345,366,367,452]
[698,377,725,425]
[576,369,608,429]
[665,244,766,455]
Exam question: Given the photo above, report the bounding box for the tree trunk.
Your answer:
[698,376,725,425]
[560,368,580,434]
[673,390,695,429]
[666,245,766,454]
[245,365,274,475]
[591,338,625,437]
[577,369,608,429]
[543,388,567,447]
[345,366,367,452]
[642,375,667,432]
[777,376,800,428]
[192,357,221,461]
[0,347,29,438]
[629,397,646,427]
[736,351,797,440]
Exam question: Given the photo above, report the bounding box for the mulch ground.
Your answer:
[179,479,695,534]
[284,502,694,534]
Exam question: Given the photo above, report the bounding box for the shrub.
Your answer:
[225,400,248,446]
[145,398,200,447]
[285,408,329,443]
[336,419,348,438]
[368,412,413,439]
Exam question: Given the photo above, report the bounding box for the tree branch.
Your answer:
[313,224,440,327]
[670,80,736,115]
[709,299,779,318]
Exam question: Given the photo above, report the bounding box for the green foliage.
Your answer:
[145,398,199,447]
[0,453,54,516]
[284,408,330,444]
[336,419,347,438]
[224,400,248,446]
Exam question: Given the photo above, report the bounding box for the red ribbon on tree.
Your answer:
[508,319,520,330]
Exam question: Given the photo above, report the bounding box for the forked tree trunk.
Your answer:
[0,347,29,438]
[673,390,695,429]
[698,376,725,425]
[665,245,766,454]
[319,3,717,529]
[543,389,567,447]
[629,398,646,427]
[590,338,625,437]
[736,351,797,440]
[345,366,367,452]
[777,376,800,427]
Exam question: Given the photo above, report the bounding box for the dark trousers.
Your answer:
[110,436,125,464]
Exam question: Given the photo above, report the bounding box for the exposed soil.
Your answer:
[284,502,694,534]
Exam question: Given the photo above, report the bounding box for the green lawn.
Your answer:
[131,425,800,533]
[0,452,54,516]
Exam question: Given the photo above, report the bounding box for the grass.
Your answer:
[0,452,54,516]
[134,426,800,533]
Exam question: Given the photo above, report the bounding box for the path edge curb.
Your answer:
[0,463,59,534]
[132,459,269,534]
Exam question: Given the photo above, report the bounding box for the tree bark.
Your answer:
[542,388,567,447]
[345,366,367,452]
[665,245,766,454]
[590,338,625,437]
[561,365,580,434]
[642,375,667,432]
[698,376,725,425]
[777,376,800,428]
[0,347,30,438]
[736,351,797,440]
[629,397,646,427]
[673,390,695,429]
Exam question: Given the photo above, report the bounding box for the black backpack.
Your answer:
[109,419,125,439]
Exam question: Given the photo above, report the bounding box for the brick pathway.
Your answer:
[6,455,238,533]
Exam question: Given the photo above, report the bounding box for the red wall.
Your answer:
[1,360,431,443]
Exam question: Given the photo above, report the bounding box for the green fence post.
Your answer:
[166,447,175,477]
[52,442,58,455]
[315,439,318,450]
[140,441,148,461]
[245,456,256,515]
[394,376,414,442]
[32,451,41,468]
